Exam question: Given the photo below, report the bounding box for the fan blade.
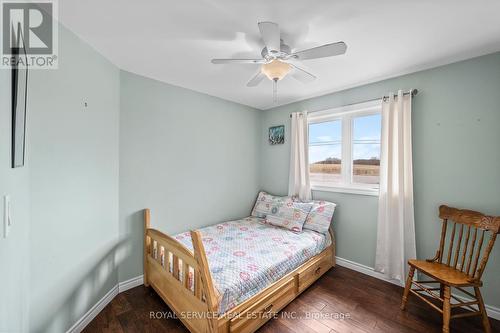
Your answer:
[291,42,347,60]
[258,22,280,54]
[211,59,265,64]
[246,70,265,87]
[290,64,316,83]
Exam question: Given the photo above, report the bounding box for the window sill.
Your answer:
[311,185,379,197]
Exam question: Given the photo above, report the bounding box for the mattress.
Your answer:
[174,216,329,314]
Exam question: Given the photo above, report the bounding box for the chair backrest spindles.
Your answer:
[438,219,448,263]
[475,233,498,280]
[470,230,485,278]
[452,224,464,269]
[446,222,457,266]
[436,205,500,282]
[459,225,471,272]
[465,227,478,275]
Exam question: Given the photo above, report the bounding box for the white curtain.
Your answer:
[288,111,312,201]
[374,90,416,285]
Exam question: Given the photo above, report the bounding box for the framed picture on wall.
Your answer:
[269,125,284,145]
[11,31,29,168]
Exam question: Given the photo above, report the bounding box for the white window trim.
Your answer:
[312,185,379,196]
[308,100,382,196]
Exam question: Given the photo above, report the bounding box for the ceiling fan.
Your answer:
[211,22,347,102]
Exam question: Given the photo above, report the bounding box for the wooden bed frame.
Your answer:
[143,208,336,333]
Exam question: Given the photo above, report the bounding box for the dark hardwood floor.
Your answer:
[83,266,499,332]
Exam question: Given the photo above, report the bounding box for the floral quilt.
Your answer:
[174,216,329,314]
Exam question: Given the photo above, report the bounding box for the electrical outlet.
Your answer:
[3,195,11,238]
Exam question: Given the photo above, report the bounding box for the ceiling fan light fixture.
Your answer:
[261,60,291,81]
[211,21,347,102]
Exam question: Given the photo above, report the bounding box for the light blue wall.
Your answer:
[0,56,31,333]
[2,20,499,331]
[118,70,261,282]
[260,52,500,308]
[2,24,261,331]
[27,25,120,332]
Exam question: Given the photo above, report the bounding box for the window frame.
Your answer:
[308,100,382,196]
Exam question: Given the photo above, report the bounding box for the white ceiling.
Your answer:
[58,0,500,110]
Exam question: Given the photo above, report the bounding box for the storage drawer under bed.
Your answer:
[297,252,333,292]
[229,276,296,333]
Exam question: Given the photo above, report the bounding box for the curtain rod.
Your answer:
[289,89,418,118]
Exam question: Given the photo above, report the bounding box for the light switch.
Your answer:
[3,195,11,238]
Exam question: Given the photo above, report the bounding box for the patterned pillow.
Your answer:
[251,191,294,218]
[302,200,337,234]
[263,202,313,232]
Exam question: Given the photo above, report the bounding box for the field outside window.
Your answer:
[308,102,381,195]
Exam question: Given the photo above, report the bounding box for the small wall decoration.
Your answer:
[269,125,284,145]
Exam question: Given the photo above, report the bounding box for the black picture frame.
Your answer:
[11,35,28,168]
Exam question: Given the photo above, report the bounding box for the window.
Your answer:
[309,120,342,186]
[308,101,382,195]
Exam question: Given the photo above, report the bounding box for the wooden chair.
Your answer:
[401,205,500,333]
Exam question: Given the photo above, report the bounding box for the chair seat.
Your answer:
[408,259,482,287]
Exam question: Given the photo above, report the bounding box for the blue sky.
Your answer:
[309,114,381,163]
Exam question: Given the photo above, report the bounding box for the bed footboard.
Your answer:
[143,209,218,333]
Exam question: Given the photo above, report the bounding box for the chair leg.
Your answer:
[442,285,451,333]
[440,283,444,299]
[474,286,491,333]
[401,266,415,310]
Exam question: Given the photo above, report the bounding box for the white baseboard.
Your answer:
[66,285,119,333]
[65,275,144,333]
[335,256,500,321]
[335,256,404,287]
[118,275,144,293]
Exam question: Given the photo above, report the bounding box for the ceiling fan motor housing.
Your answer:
[261,40,291,60]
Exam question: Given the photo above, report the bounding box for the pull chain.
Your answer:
[273,78,278,103]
